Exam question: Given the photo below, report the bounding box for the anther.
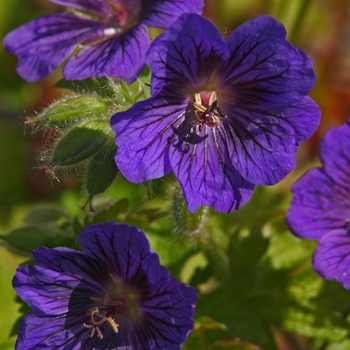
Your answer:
[83,306,119,339]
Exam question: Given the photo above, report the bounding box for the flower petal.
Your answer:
[63,25,150,83]
[221,15,316,110]
[3,13,102,82]
[281,96,321,144]
[223,108,298,185]
[112,95,187,182]
[319,120,350,187]
[78,222,161,286]
[313,229,350,290]
[15,310,87,350]
[49,0,111,16]
[14,265,79,314]
[143,0,204,29]
[169,124,255,213]
[146,13,229,95]
[33,247,109,291]
[287,168,350,240]
[141,268,197,349]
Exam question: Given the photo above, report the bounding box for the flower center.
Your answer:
[192,91,226,133]
[83,291,124,339]
[83,275,141,340]
[104,0,141,31]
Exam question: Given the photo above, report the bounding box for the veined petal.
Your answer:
[14,222,197,349]
[147,13,229,95]
[49,0,111,16]
[143,0,204,29]
[15,310,88,350]
[313,229,350,291]
[78,222,161,286]
[63,25,149,83]
[3,13,103,82]
[319,120,350,188]
[141,268,197,349]
[13,265,83,314]
[169,124,255,213]
[223,108,298,185]
[220,15,316,110]
[112,95,188,182]
[33,247,109,291]
[287,168,350,240]
[281,96,321,144]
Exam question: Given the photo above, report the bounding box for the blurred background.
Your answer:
[0,0,350,349]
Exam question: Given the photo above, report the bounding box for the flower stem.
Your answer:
[289,0,312,44]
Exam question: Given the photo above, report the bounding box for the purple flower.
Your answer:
[3,0,204,83]
[287,120,350,289]
[13,222,197,349]
[111,14,320,213]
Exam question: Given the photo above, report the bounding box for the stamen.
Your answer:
[83,306,119,339]
[192,91,225,132]
[208,91,217,106]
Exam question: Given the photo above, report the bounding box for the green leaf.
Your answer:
[1,226,47,254]
[85,136,118,201]
[229,228,269,269]
[51,119,112,167]
[266,228,316,270]
[1,225,77,256]
[182,316,230,350]
[210,339,261,350]
[282,269,350,342]
[23,204,72,233]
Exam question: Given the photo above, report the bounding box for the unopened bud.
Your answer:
[85,136,118,202]
[28,96,112,128]
[50,119,112,167]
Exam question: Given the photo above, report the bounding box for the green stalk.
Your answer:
[289,0,312,44]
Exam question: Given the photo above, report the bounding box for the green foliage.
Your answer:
[28,95,112,128]
[0,205,76,256]
[2,1,350,349]
[85,136,119,202]
[51,119,112,167]
[55,77,122,99]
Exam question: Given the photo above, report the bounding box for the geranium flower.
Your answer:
[287,120,350,289]
[13,222,197,349]
[3,0,204,83]
[111,14,320,213]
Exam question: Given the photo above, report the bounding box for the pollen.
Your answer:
[192,91,226,132]
[83,307,119,339]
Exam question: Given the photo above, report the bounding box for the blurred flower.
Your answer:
[13,222,197,349]
[287,120,350,288]
[3,0,204,83]
[111,14,320,213]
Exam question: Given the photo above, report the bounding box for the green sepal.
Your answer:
[28,95,112,128]
[85,136,118,201]
[51,119,112,167]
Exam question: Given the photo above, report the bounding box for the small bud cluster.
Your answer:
[26,78,149,208]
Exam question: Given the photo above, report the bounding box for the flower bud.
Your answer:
[27,96,112,129]
[85,136,118,202]
[50,119,112,167]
